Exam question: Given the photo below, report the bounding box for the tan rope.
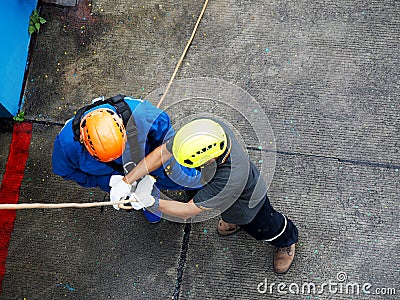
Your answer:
[156,0,209,108]
[0,198,133,210]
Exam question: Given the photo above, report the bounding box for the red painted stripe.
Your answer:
[0,122,32,293]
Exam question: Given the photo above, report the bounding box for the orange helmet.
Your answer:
[79,108,126,162]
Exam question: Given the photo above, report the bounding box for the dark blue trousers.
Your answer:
[241,195,298,248]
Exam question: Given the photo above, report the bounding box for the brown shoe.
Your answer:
[217,220,241,236]
[273,244,295,274]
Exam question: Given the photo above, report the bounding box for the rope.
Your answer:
[0,198,133,210]
[156,0,209,108]
[0,1,209,211]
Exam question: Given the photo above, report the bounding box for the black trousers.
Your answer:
[241,195,298,248]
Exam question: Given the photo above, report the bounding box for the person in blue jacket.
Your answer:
[52,95,202,223]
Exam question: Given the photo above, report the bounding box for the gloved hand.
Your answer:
[109,175,136,210]
[128,192,156,210]
[128,175,157,210]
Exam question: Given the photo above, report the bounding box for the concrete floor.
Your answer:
[1,0,399,299]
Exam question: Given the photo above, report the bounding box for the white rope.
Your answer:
[0,198,132,210]
[156,0,209,108]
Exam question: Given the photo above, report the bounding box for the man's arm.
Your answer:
[52,136,114,192]
[123,143,172,185]
[158,199,206,220]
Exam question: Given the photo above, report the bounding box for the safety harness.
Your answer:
[72,95,141,173]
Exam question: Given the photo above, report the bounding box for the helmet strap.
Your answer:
[219,138,232,165]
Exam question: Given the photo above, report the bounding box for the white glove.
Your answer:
[128,175,156,210]
[128,192,155,210]
[109,175,136,210]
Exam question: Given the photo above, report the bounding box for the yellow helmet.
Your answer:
[172,119,227,168]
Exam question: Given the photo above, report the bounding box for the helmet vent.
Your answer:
[184,159,193,165]
[193,142,223,158]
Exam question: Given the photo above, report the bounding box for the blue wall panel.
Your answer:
[0,0,38,118]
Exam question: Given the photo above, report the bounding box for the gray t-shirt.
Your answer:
[167,119,267,224]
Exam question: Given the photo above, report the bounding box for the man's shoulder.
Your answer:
[57,119,73,140]
[124,98,164,116]
[55,119,81,152]
[199,163,231,192]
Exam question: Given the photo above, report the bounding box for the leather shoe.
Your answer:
[217,220,241,236]
[273,243,295,274]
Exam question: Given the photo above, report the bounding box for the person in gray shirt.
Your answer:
[111,118,298,274]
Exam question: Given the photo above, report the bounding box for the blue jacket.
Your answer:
[52,97,202,192]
